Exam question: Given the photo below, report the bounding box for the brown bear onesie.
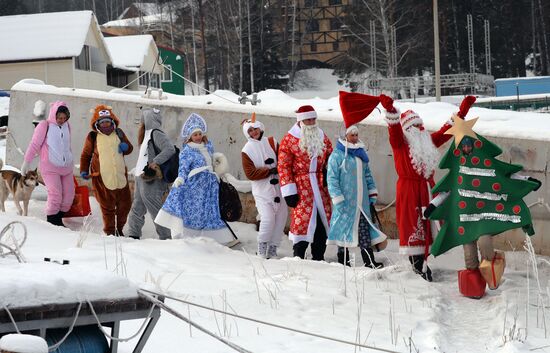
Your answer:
[80,105,134,235]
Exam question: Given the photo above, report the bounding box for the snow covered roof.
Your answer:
[103,14,163,27]
[0,11,108,63]
[495,76,550,82]
[116,1,191,20]
[104,35,158,71]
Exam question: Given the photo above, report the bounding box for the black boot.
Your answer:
[46,214,58,226]
[361,248,384,269]
[293,241,308,259]
[47,213,64,227]
[337,247,351,267]
[56,211,66,227]
[311,214,327,261]
[409,255,432,282]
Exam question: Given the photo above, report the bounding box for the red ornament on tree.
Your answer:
[492,183,501,192]
[476,201,485,209]
[474,140,483,148]
[496,203,505,212]
[453,149,461,156]
[459,201,467,209]
[484,159,492,167]
[458,226,465,235]
[513,205,521,214]
[471,157,480,165]
[457,176,463,184]
[460,156,466,165]
[472,179,481,187]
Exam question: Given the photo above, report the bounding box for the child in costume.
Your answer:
[155,113,234,244]
[22,101,74,226]
[241,113,287,258]
[80,105,133,236]
[327,124,386,268]
[424,96,541,297]
[127,107,175,240]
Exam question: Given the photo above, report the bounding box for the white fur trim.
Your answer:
[400,112,423,131]
[281,183,297,197]
[242,120,265,139]
[213,152,228,176]
[399,245,427,256]
[332,195,345,205]
[384,110,400,125]
[296,110,317,121]
[345,125,359,134]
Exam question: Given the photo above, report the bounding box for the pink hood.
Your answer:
[24,100,73,175]
[47,101,70,127]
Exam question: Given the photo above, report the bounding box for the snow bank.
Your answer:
[0,334,47,353]
[11,79,550,141]
[0,262,138,307]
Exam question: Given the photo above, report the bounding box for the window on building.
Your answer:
[329,0,342,5]
[306,19,319,32]
[304,0,317,7]
[139,71,149,86]
[107,66,129,88]
[89,46,106,74]
[310,43,317,52]
[162,65,172,82]
[333,41,339,50]
[150,73,161,88]
[75,45,90,71]
[330,17,341,30]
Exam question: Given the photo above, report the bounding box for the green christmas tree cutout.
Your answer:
[429,121,538,257]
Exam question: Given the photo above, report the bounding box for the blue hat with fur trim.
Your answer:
[181,113,207,140]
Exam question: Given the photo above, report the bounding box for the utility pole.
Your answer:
[433,0,441,101]
[198,0,210,92]
[467,14,475,94]
[484,19,491,75]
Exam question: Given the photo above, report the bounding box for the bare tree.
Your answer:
[247,0,254,92]
[342,0,427,78]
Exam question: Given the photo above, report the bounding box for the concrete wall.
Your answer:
[0,60,73,91]
[6,86,550,254]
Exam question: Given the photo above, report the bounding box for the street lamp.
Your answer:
[433,0,441,101]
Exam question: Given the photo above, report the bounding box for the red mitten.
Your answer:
[457,95,476,118]
[379,94,396,113]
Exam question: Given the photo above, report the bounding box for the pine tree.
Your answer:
[429,121,538,257]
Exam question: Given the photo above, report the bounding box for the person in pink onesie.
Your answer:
[21,101,75,226]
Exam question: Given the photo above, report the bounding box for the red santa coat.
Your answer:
[385,111,453,256]
[278,123,333,244]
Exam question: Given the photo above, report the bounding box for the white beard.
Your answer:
[299,123,324,159]
[403,128,440,179]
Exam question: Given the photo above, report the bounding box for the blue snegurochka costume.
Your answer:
[154,113,233,244]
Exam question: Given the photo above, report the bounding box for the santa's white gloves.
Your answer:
[20,161,29,176]
[172,177,184,188]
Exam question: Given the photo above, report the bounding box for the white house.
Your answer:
[104,34,163,91]
[0,11,120,91]
[0,11,163,93]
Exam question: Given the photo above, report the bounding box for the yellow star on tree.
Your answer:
[445,116,479,145]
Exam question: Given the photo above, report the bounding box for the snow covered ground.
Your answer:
[2,74,550,352]
[0,152,549,352]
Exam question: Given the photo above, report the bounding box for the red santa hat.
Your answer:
[296,105,317,122]
[400,110,423,131]
[339,91,380,128]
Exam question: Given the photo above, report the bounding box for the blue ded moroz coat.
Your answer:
[326,140,387,248]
